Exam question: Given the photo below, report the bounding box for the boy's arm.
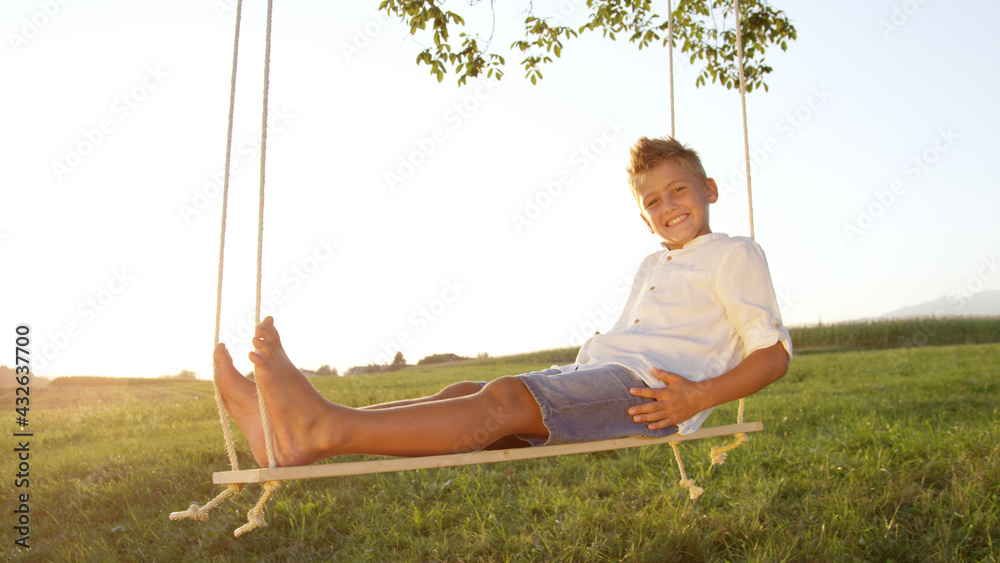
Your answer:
[627,341,789,430]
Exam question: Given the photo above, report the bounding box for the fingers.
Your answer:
[630,406,672,428]
[628,387,673,427]
[629,387,657,399]
[628,401,659,416]
[651,367,681,384]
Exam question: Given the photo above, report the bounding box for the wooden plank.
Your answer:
[213,421,763,485]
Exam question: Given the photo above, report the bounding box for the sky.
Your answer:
[3,0,999,379]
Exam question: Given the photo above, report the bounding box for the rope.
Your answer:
[667,0,675,138]
[171,0,281,533]
[169,484,244,521]
[710,432,748,465]
[708,0,753,465]
[240,0,283,538]
[170,0,245,523]
[669,442,704,500]
[214,0,245,478]
[233,481,281,537]
[733,0,754,240]
[256,0,278,474]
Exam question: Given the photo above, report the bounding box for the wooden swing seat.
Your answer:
[213,421,763,484]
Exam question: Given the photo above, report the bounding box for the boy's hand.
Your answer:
[627,368,707,430]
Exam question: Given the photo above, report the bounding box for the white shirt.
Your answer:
[566,233,792,434]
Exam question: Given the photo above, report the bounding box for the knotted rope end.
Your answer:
[678,478,704,500]
[710,432,749,466]
[169,483,244,522]
[169,503,209,522]
[232,481,281,537]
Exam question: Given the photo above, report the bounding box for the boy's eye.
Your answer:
[673,186,686,194]
[644,198,658,208]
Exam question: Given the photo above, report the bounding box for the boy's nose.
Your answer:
[662,195,678,212]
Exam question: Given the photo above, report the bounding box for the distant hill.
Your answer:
[880,290,1000,319]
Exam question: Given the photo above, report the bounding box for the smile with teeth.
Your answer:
[666,214,689,227]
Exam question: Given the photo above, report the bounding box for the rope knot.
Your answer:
[710,448,729,466]
[234,510,268,537]
[169,484,243,522]
[678,478,704,500]
[233,481,282,537]
[710,432,749,466]
[169,503,209,521]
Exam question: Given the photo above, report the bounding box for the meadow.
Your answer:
[4,319,998,561]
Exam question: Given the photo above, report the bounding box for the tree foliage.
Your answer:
[159,369,198,381]
[392,351,407,368]
[315,364,338,376]
[377,0,795,91]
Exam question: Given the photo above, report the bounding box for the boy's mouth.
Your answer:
[666,214,689,227]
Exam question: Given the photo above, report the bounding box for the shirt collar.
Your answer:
[660,232,728,252]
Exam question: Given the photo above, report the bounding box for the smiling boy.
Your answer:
[213,136,791,468]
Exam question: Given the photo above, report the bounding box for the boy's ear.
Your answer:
[704,178,720,203]
[640,214,655,234]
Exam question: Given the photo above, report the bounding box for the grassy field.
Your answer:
[5,323,999,561]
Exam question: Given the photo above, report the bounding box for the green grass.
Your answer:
[789,316,1000,352]
[6,328,999,561]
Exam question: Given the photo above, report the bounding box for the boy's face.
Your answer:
[634,160,718,250]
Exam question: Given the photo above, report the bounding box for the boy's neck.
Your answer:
[662,232,724,250]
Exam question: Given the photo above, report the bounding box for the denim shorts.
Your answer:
[508,364,679,446]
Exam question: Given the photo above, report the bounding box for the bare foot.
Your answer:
[213,343,269,467]
[248,317,346,467]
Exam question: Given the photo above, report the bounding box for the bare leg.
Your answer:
[225,317,548,466]
[364,384,533,449]
[363,381,484,410]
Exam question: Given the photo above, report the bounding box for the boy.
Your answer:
[214,136,792,468]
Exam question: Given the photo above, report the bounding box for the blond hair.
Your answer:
[626,137,707,193]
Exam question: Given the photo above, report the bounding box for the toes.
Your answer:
[254,317,281,346]
[214,343,233,363]
[249,350,265,366]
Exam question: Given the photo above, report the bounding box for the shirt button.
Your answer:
[667,256,673,261]
[634,319,640,324]
[649,286,656,291]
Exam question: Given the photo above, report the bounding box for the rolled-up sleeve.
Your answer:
[718,240,793,360]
